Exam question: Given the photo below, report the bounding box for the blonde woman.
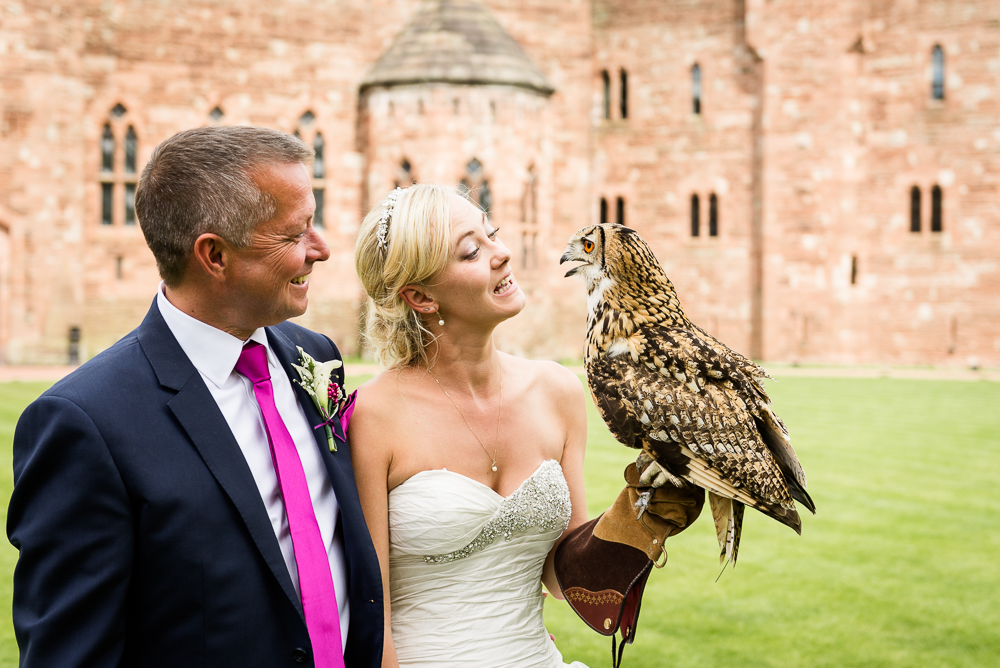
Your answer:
[350,184,590,667]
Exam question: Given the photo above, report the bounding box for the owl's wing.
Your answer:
[591,326,802,533]
[586,352,640,449]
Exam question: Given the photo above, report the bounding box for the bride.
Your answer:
[350,184,590,667]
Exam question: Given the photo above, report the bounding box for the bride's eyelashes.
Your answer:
[462,227,501,261]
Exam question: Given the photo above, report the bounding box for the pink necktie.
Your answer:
[235,342,345,668]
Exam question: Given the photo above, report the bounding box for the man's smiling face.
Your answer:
[225,161,330,330]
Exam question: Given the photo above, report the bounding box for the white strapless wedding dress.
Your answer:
[388,459,589,667]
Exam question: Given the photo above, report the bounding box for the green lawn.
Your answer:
[2,376,998,667]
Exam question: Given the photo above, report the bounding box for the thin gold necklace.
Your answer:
[429,361,503,473]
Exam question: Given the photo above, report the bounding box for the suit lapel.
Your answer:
[137,301,303,618]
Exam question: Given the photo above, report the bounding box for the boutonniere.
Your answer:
[291,346,354,452]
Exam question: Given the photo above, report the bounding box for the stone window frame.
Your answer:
[98,104,139,227]
[909,184,944,234]
[293,111,326,229]
[459,157,491,217]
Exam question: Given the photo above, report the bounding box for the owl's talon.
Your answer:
[639,459,668,488]
[634,490,652,520]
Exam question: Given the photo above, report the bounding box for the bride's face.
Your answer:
[429,195,525,327]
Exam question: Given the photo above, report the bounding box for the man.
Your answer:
[7,127,383,667]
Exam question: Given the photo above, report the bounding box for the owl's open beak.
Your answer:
[560,250,582,277]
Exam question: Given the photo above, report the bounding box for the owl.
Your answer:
[561,224,815,564]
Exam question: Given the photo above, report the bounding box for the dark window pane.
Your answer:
[691,194,700,236]
[313,188,324,228]
[125,183,136,225]
[931,185,943,232]
[101,124,114,172]
[616,196,624,226]
[300,110,315,125]
[910,186,921,232]
[692,64,702,115]
[209,106,224,122]
[479,180,492,216]
[601,70,611,120]
[467,157,482,175]
[851,255,858,285]
[102,183,113,225]
[620,69,628,119]
[124,126,137,174]
[313,133,325,179]
[600,197,608,225]
[932,46,945,100]
[111,103,126,117]
[709,193,718,236]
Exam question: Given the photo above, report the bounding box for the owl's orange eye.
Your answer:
[583,239,595,253]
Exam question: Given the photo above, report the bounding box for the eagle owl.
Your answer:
[561,224,815,564]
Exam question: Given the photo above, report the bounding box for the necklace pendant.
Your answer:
[491,463,498,472]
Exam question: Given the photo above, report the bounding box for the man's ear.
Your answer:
[191,233,231,281]
[399,285,436,312]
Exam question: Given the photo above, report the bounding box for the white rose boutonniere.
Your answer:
[291,346,345,452]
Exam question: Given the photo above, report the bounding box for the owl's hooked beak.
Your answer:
[560,246,585,277]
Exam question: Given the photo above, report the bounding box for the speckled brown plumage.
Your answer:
[561,224,815,564]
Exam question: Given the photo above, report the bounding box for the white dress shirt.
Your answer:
[157,287,349,650]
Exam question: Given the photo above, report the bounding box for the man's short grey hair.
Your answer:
[135,126,313,286]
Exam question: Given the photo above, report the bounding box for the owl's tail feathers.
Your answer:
[709,493,744,565]
[788,477,816,514]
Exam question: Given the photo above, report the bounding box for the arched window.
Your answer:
[692,64,702,115]
[910,186,921,232]
[620,69,628,119]
[931,45,945,100]
[395,159,414,188]
[460,158,490,215]
[616,197,625,226]
[101,124,115,173]
[708,193,718,237]
[98,108,139,226]
[931,185,943,232]
[312,133,325,228]
[601,70,611,120]
[691,194,700,236]
[100,123,115,225]
[600,197,608,225]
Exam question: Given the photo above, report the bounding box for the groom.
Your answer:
[7,127,383,667]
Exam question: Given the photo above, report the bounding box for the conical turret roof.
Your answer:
[361,0,554,95]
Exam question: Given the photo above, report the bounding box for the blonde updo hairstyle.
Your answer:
[355,184,455,369]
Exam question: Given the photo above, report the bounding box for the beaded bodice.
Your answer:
[423,459,571,563]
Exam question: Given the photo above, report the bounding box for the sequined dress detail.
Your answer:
[388,459,588,667]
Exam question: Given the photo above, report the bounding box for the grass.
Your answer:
[2,376,998,666]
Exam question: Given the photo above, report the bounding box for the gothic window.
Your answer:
[312,131,325,227]
[600,197,608,225]
[601,70,611,120]
[931,185,943,232]
[98,108,139,226]
[394,159,414,188]
[620,69,628,119]
[101,124,114,173]
[910,186,921,232]
[124,126,137,174]
[692,64,702,115]
[460,158,490,215]
[616,197,625,226]
[931,45,945,100]
[708,193,718,237]
[209,106,224,122]
[294,114,325,228]
[125,183,136,226]
[691,194,700,236]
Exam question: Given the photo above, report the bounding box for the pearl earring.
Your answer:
[438,313,445,326]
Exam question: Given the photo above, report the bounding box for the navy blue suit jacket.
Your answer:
[7,301,383,668]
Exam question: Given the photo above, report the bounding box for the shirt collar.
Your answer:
[156,283,275,389]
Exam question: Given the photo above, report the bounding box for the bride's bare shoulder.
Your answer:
[353,367,426,426]
[503,355,584,404]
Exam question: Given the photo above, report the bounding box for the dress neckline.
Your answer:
[391,459,558,501]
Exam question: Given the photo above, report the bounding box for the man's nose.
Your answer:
[308,228,331,263]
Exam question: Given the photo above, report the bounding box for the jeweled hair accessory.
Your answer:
[376,187,403,254]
